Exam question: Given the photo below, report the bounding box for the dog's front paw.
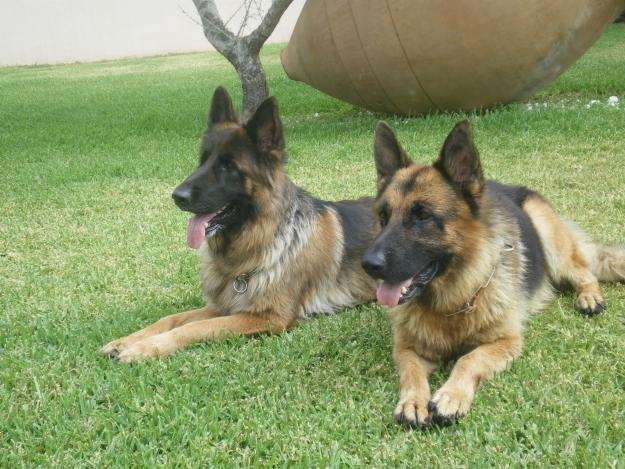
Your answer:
[100,335,141,358]
[393,396,430,428]
[428,385,474,426]
[116,335,175,363]
[576,290,606,316]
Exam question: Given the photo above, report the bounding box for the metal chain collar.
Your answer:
[446,243,515,317]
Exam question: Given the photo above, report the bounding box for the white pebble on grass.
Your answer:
[586,99,601,109]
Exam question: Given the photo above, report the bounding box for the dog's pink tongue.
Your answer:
[376,279,413,307]
[187,213,216,249]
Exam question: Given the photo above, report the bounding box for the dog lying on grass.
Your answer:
[101,87,378,362]
[361,120,625,427]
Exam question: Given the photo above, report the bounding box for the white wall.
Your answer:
[0,0,305,66]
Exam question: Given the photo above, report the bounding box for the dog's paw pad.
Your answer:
[100,334,147,358]
[427,400,460,426]
[393,399,429,429]
[100,347,120,359]
[100,340,127,358]
[576,292,606,316]
[580,302,606,316]
[428,387,473,426]
[116,345,153,363]
[115,335,174,363]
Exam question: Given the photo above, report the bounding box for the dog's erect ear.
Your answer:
[245,97,285,155]
[374,121,411,193]
[435,120,484,197]
[208,86,236,126]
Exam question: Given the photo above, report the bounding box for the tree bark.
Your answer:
[192,0,294,120]
[232,51,268,120]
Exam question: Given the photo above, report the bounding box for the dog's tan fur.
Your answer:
[101,89,377,362]
[369,120,625,426]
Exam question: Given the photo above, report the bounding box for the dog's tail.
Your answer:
[588,244,625,282]
[563,220,625,283]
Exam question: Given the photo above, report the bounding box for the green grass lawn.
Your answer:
[1,25,625,467]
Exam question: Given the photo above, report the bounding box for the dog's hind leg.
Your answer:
[523,195,609,315]
[100,306,222,357]
[115,311,292,363]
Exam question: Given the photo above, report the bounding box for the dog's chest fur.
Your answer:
[196,191,368,319]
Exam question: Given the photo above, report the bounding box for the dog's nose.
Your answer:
[172,186,192,208]
[362,250,386,278]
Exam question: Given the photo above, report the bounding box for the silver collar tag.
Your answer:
[233,274,249,294]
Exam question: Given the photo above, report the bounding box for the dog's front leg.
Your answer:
[116,311,291,363]
[429,335,522,425]
[100,306,222,357]
[393,341,436,428]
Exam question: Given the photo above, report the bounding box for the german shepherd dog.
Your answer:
[101,87,377,362]
[362,120,625,427]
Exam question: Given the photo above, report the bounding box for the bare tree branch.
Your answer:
[235,0,253,38]
[192,0,236,56]
[224,1,248,31]
[190,0,295,118]
[247,0,294,51]
[177,4,202,27]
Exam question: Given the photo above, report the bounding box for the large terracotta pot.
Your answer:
[281,0,625,115]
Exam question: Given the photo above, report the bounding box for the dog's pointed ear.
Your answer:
[208,86,236,126]
[434,120,484,196]
[245,97,285,155]
[374,121,411,193]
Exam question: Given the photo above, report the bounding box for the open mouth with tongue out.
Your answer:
[376,261,439,307]
[186,204,235,249]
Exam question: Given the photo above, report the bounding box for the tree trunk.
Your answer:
[229,49,268,120]
[191,0,294,121]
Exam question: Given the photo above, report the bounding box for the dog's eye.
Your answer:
[412,203,432,221]
[217,155,236,172]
